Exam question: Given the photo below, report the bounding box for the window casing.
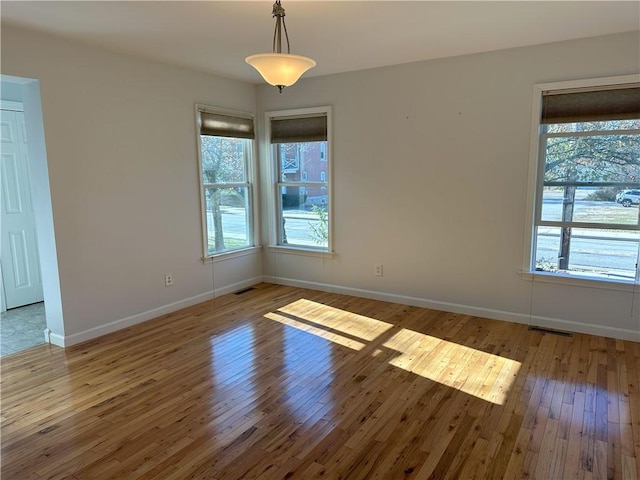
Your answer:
[526,77,640,284]
[267,107,332,251]
[196,106,256,258]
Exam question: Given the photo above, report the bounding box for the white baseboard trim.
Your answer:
[55,277,263,348]
[43,328,65,348]
[262,275,640,342]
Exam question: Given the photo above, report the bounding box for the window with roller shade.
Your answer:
[267,107,331,251]
[528,78,640,283]
[196,106,256,257]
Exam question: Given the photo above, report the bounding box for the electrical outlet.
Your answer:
[165,274,173,287]
[375,264,383,276]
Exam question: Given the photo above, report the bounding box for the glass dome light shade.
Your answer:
[245,53,316,87]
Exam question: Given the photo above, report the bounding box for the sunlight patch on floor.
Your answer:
[266,299,521,405]
[265,312,367,350]
[277,298,394,342]
[383,328,521,405]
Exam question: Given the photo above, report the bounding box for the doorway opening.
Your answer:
[1,74,63,356]
[1,302,45,356]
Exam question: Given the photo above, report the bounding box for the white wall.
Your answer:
[257,31,640,341]
[2,24,637,346]
[1,25,261,345]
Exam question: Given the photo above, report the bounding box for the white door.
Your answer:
[1,108,44,309]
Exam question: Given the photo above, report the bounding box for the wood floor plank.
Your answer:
[1,283,639,479]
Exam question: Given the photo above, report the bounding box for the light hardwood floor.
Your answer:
[1,283,639,479]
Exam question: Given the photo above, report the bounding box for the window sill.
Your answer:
[267,245,335,258]
[519,270,639,292]
[202,246,262,264]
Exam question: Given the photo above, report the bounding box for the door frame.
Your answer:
[1,75,65,344]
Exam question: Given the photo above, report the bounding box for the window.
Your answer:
[527,78,640,283]
[196,107,255,258]
[267,107,331,251]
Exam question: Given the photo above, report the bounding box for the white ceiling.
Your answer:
[2,1,639,84]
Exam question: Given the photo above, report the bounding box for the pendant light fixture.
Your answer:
[245,1,316,93]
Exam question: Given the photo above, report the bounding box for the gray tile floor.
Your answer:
[1,302,46,357]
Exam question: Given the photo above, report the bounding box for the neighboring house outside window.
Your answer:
[267,106,332,251]
[525,77,640,284]
[196,106,256,258]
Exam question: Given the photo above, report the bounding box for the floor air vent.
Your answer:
[234,287,256,295]
[528,326,573,337]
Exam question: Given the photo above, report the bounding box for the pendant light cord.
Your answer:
[282,17,290,54]
[631,238,640,318]
[271,1,290,54]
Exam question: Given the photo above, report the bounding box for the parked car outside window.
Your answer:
[615,189,640,207]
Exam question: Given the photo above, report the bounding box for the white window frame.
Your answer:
[265,106,333,255]
[195,105,259,262]
[522,74,640,290]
